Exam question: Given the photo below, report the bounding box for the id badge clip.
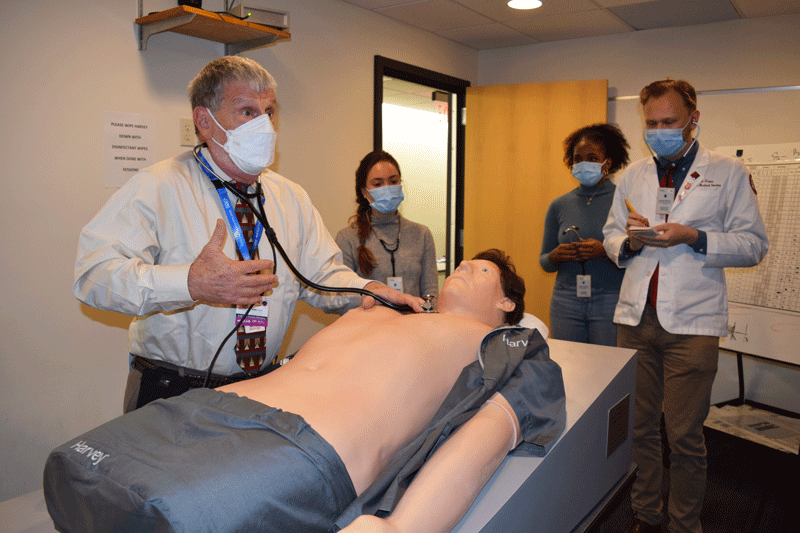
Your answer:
[657,187,674,215]
[237,296,269,333]
[576,275,591,298]
[387,276,403,292]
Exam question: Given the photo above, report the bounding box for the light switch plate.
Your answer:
[180,118,195,146]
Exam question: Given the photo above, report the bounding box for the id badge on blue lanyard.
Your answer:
[195,150,263,260]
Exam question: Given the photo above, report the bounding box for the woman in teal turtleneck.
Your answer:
[336,150,438,301]
[539,124,630,345]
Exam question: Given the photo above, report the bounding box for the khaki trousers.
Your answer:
[618,305,718,533]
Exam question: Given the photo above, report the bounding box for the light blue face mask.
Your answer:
[571,160,607,187]
[368,184,404,214]
[645,120,698,159]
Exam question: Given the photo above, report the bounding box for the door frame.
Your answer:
[373,55,470,270]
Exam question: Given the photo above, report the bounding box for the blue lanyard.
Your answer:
[195,150,263,260]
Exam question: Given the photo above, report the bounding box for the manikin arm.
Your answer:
[340,393,521,533]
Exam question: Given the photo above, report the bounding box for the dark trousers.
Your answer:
[123,366,193,413]
[618,305,719,533]
[123,357,278,413]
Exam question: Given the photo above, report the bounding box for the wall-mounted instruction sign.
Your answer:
[104,111,155,188]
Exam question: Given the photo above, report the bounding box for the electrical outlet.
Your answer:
[179,118,195,146]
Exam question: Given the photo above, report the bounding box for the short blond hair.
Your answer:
[639,79,697,112]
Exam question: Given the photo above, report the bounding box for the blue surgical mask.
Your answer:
[644,120,697,159]
[368,184,404,214]
[572,160,607,187]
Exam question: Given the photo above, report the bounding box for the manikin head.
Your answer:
[438,249,525,328]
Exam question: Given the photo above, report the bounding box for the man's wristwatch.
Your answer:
[623,237,633,253]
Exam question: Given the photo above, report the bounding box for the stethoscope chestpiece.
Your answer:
[421,294,436,313]
[563,225,582,241]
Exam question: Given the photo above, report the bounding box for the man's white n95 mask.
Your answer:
[207,109,277,176]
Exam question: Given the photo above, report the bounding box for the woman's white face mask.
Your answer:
[207,109,277,176]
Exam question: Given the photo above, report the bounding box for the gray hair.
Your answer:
[188,56,277,111]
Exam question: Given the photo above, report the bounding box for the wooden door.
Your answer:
[464,79,607,328]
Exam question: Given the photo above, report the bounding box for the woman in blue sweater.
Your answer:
[539,124,630,345]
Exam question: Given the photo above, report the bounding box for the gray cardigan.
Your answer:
[335,213,439,298]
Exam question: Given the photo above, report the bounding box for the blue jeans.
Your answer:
[549,283,619,346]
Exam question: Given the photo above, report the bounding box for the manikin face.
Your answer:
[440,259,511,324]
[362,161,401,203]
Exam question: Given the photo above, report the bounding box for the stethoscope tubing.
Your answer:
[193,146,410,310]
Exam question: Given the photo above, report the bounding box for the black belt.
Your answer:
[132,356,273,389]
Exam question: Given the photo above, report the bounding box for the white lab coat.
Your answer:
[603,146,769,337]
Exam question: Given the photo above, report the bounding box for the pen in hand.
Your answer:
[625,199,649,227]
[624,199,651,252]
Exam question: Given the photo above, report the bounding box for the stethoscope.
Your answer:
[563,225,586,275]
[373,217,401,277]
[192,145,412,384]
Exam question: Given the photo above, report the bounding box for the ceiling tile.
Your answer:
[731,0,800,18]
[507,8,635,42]
[435,22,540,49]
[341,0,411,8]
[454,0,597,21]
[385,93,435,109]
[383,77,444,112]
[384,78,437,95]
[592,0,657,7]
[340,0,800,51]
[609,0,740,30]
[376,0,494,32]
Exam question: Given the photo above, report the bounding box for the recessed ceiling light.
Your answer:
[508,0,543,9]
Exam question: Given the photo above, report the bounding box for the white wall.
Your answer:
[477,14,800,161]
[0,0,477,501]
[476,13,800,413]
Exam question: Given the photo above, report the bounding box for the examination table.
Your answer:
[1,339,636,533]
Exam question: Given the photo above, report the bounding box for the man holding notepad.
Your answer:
[603,78,769,533]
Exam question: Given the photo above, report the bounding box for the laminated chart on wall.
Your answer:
[726,162,800,312]
[716,143,800,365]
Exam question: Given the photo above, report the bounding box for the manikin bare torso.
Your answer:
[220,305,492,495]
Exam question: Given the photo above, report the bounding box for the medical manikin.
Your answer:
[45,251,566,533]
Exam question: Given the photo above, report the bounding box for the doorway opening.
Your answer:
[373,56,470,285]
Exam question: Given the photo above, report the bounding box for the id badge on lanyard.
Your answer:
[657,188,674,216]
[237,295,269,333]
[576,275,591,298]
[196,150,270,332]
[387,276,403,292]
[195,150,263,260]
